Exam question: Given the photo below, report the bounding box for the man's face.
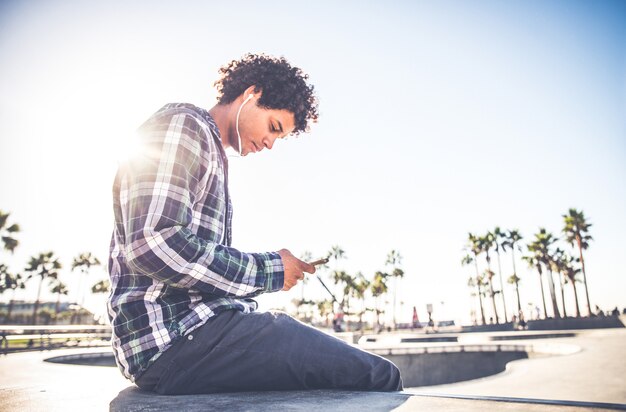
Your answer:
[234,95,296,156]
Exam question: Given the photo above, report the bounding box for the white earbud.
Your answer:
[235,94,255,156]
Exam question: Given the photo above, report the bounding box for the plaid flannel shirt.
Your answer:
[107,103,285,381]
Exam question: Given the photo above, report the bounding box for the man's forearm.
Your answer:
[125,224,284,297]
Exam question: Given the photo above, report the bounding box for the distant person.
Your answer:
[611,307,619,317]
[332,311,344,332]
[107,54,402,395]
[518,310,527,330]
[595,305,605,317]
[412,306,421,329]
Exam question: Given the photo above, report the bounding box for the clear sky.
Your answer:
[0,0,624,324]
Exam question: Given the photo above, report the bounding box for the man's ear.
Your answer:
[243,85,262,101]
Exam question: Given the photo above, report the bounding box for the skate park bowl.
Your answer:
[44,339,580,388]
[369,342,579,387]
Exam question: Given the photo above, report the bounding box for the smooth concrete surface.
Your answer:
[0,329,625,411]
[413,329,626,405]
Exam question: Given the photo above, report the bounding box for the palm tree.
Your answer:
[550,248,569,318]
[328,245,346,262]
[25,252,62,324]
[370,271,389,331]
[0,211,22,323]
[326,246,346,310]
[522,253,547,319]
[385,250,404,329]
[528,228,560,318]
[0,264,24,323]
[351,272,370,333]
[501,229,523,313]
[507,274,522,315]
[71,252,101,311]
[0,211,20,253]
[490,227,508,322]
[562,256,582,317]
[316,299,333,326]
[92,279,111,294]
[338,271,357,321]
[331,270,349,312]
[50,279,69,316]
[462,254,486,325]
[482,268,499,323]
[0,266,25,323]
[298,251,313,304]
[479,234,500,324]
[467,233,486,324]
[467,274,488,325]
[562,208,593,316]
[552,249,584,318]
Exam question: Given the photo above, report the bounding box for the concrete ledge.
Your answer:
[109,388,412,411]
[527,317,624,331]
[109,387,623,412]
[459,316,625,333]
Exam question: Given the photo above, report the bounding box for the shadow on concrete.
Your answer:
[45,351,116,367]
[110,386,412,412]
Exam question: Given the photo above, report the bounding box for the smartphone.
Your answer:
[308,258,329,267]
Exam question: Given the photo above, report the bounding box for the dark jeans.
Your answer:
[135,310,403,394]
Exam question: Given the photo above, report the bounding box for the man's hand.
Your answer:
[278,249,316,291]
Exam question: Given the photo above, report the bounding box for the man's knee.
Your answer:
[371,356,403,391]
[387,362,403,391]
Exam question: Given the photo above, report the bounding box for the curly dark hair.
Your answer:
[214,54,319,135]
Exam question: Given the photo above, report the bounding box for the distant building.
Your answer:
[0,300,95,325]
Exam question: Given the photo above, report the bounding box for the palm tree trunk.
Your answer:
[486,258,499,324]
[78,271,85,307]
[496,251,508,322]
[571,280,581,317]
[73,273,84,324]
[345,295,350,332]
[489,279,499,324]
[538,270,548,319]
[6,299,14,323]
[374,297,380,333]
[559,272,567,317]
[359,298,365,332]
[572,279,580,318]
[476,283,486,325]
[55,292,61,316]
[515,280,522,313]
[7,288,18,323]
[546,268,561,318]
[473,259,486,324]
[511,249,522,313]
[392,277,397,330]
[32,277,43,324]
[576,236,591,316]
